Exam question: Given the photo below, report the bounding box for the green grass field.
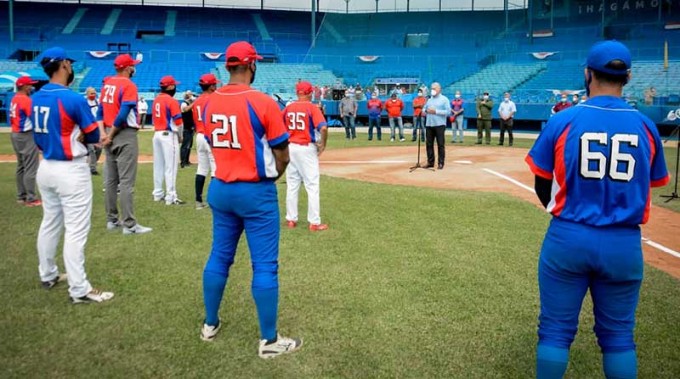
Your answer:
[1,143,680,377]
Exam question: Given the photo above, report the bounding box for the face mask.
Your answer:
[417,93,423,97]
[162,88,177,97]
[504,98,510,102]
[372,96,377,100]
[88,94,96,100]
[455,94,461,99]
[561,98,567,103]
[430,90,437,97]
[483,95,489,100]
[67,69,75,86]
[129,67,136,79]
[249,64,257,84]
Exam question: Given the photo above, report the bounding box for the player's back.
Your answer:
[152,93,180,131]
[10,93,33,133]
[100,76,138,128]
[192,93,210,134]
[283,101,326,145]
[544,96,667,226]
[204,84,288,183]
[32,83,94,160]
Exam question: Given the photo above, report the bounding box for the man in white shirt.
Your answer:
[497,92,517,146]
[137,96,148,128]
[85,87,101,175]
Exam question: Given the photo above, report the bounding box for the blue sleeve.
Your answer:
[72,97,100,143]
[96,103,103,122]
[526,119,560,179]
[113,103,135,128]
[644,121,670,184]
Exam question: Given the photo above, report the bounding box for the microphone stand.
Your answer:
[661,125,680,203]
[410,121,434,172]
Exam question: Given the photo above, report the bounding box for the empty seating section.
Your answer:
[446,62,547,98]
[2,2,680,109]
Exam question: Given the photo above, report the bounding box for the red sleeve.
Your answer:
[265,99,288,145]
[311,105,327,130]
[121,82,138,105]
[170,100,182,125]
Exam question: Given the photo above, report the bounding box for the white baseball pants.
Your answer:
[36,158,93,298]
[286,143,321,224]
[195,133,215,177]
[152,131,179,203]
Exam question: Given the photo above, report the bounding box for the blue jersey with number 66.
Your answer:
[526,95,670,227]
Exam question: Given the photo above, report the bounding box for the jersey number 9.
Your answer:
[580,132,638,182]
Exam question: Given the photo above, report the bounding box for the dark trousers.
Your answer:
[499,119,514,145]
[368,117,381,140]
[181,129,194,165]
[343,116,356,139]
[412,115,425,141]
[425,125,446,166]
[477,119,492,144]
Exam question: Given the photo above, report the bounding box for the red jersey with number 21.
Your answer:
[203,84,289,183]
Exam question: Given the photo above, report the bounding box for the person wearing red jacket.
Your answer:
[411,90,427,142]
[385,93,405,142]
[366,94,383,141]
[552,93,572,115]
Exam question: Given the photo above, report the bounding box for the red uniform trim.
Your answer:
[551,125,570,216]
[524,155,553,180]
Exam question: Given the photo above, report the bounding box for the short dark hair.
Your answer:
[41,58,61,78]
[591,60,629,86]
[200,83,212,92]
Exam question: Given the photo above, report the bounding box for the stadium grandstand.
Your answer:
[1,0,680,132]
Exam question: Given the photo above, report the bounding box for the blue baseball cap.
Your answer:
[41,47,76,67]
[586,40,631,76]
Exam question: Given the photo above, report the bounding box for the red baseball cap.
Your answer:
[199,73,220,85]
[159,75,180,87]
[225,41,263,66]
[296,81,313,95]
[16,76,38,87]
[114,54,141,69]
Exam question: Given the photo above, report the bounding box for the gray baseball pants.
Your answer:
[104,127,139,228]
[11,131,39,202]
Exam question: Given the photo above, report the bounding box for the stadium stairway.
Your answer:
[320,19,346,44]
[101,9,122,35]
[252,14,272,41]
[165,10,177,37]
[62,8,88,35]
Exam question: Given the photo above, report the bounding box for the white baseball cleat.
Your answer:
[106,220,122,230]
[123,224,153,235]
[70,289,114,304]
[258,334,303,359]
[195,201,208,210]
[166,199,185,205]
[200,321,221,341]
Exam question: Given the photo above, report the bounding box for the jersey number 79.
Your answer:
[580,132,638,182]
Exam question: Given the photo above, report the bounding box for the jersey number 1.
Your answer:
[580,132,638,182]
[211,114,241,149]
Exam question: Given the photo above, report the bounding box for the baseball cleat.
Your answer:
[286,221,297,229]
[309,223,329,231]
[166,199,185,205]
[16,199,26,204]
[70,288,114,304]
[258,334,303,359]
[200,321,221,341]
[106,220,122,230]
[123,224,153,235]
[25,199,42,207]
[195,201,208,210]
[41,273,68,290]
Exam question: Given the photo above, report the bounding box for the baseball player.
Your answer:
[10,76,41,207]
[33,47,113,303]
[526,40,670,379]
[283,81,329,231]
[85,87,102,175]
[200,41,302,359]
[98,54,152,234]
[192,73,219,210]
[151,75,184,205]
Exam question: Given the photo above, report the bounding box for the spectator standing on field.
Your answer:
[497,92,516,146]
[411,90,426,142]
[450,90,465,143]
[137,96,148,128]
[475,91,493,145]
[180,90,196,168]
[385,92,405,142]
[85,87,101,175]
[367,93,383,141]
[340,90,357,140]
